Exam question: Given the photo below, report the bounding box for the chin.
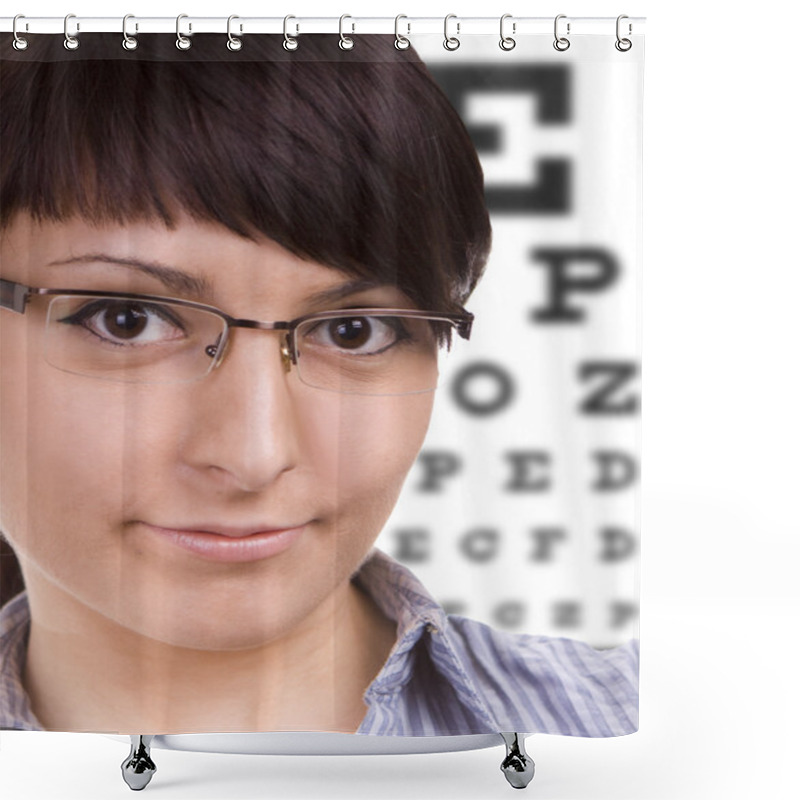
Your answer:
[116,584,317,652]
[130,615,287,652]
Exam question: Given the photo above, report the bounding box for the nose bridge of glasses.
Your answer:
[228,319,290,332]
[214,318,295,373]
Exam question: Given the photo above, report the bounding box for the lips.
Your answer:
[141,522,306,563]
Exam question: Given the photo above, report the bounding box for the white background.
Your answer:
[2,1,798,799]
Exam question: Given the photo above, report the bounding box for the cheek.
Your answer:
[0,361,160,561]
[297,391,434,514]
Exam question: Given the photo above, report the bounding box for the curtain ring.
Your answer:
[394,15,410,50]
[443,14,460,51]
[12,15,28,51]
[499,14,516,51]
[176,14,191,50]
[615,15,632,51]
[227,15,242,51]
[63,13,79,51]
[283,15,298,51]
[339,14,354,50]
[122,15,138,51]
[553,14,570,52]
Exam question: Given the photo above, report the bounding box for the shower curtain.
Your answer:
[0,15,643,792]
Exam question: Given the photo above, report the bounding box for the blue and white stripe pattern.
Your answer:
[1,549,638,735]
[0,592,39,730]
[355,550,639,736]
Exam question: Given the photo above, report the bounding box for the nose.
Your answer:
[178,328,301,493]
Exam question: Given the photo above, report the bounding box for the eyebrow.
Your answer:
[45,255,390,308]
[304,279,388,307]
[46,254,213,298]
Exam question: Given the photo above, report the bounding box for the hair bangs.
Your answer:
[1,35,491,312]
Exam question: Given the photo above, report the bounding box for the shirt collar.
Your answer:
[0,592,43,730]
[353,548,448,636]
[354,550,498,728]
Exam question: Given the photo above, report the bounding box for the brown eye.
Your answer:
[56,299,188,347]
[300,314,409,357]
[328,317,371,349]
[103,303,149,339]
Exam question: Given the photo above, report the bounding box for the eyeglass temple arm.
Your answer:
[0,279,32,314]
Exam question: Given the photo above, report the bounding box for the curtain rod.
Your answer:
[1,16,646,37]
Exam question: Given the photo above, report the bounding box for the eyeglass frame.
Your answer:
[0,277,474,379]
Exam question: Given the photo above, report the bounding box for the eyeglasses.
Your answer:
[0,279,473,395]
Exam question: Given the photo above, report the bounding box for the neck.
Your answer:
[22,573,396,733]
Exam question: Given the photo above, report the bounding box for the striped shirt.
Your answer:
[0,549,638,736]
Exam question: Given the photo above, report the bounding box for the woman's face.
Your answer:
[0,214,435,649]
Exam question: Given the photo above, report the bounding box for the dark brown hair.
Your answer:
[1,33,490,310]
[0,539,24,605]
[0,33,491,606]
